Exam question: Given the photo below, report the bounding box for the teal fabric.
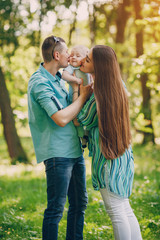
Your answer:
[28,63,82,163]
[64,65,90,86]
[78,94,134,198]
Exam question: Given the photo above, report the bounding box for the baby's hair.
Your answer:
[71,45,89,56]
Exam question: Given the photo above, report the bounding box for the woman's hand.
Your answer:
[89,74,94,84]
[79,81,93,101]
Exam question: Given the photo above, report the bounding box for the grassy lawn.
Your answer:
[0,136,160,239]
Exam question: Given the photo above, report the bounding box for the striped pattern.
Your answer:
[78,94,134,198]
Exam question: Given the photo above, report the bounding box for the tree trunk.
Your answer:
[134,0,155,144]
[67,0,79,46]
[88,4,96,46]
[0,67,28,163]
[68,14,77,46]
[115,0,131,72]
[115,0,130,43]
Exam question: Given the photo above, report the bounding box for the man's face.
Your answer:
[58,42,70,68]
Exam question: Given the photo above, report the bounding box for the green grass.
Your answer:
[0,136,160,239]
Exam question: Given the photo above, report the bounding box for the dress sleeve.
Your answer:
[78,94,98,130]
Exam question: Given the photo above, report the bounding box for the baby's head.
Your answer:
[70,45,89,68]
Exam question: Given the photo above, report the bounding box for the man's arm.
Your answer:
[51,84,92,127]
[62,70,82,84]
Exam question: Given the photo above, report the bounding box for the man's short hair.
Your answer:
[42,36,65,62]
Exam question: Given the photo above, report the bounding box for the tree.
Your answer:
[115,0,131,43]
[0,67,28,163]
[88,3,96,46]
[0,0,28,163]
[67,0,80,46]
[133,0,155,143]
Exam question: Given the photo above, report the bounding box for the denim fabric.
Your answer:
[42,155,88,240]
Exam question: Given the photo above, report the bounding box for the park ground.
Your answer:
[0,137,160,239]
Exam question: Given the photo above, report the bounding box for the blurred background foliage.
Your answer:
[0,0,160,163]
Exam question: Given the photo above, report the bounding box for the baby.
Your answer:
[62,45,90,148]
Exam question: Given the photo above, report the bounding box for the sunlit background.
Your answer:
[0,1,160,239]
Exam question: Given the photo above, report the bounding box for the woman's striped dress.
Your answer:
[78,94,134,198]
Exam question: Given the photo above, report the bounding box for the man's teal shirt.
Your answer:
[28,63,82,163]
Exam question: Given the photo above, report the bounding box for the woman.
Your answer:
[72,45,142,240]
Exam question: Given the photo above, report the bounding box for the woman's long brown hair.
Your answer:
[93,45,131,159]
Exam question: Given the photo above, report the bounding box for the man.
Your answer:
[28,36,92,240]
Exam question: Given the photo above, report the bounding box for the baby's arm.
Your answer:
[62,70,82,85]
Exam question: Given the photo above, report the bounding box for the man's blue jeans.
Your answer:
[42,155,88,240]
